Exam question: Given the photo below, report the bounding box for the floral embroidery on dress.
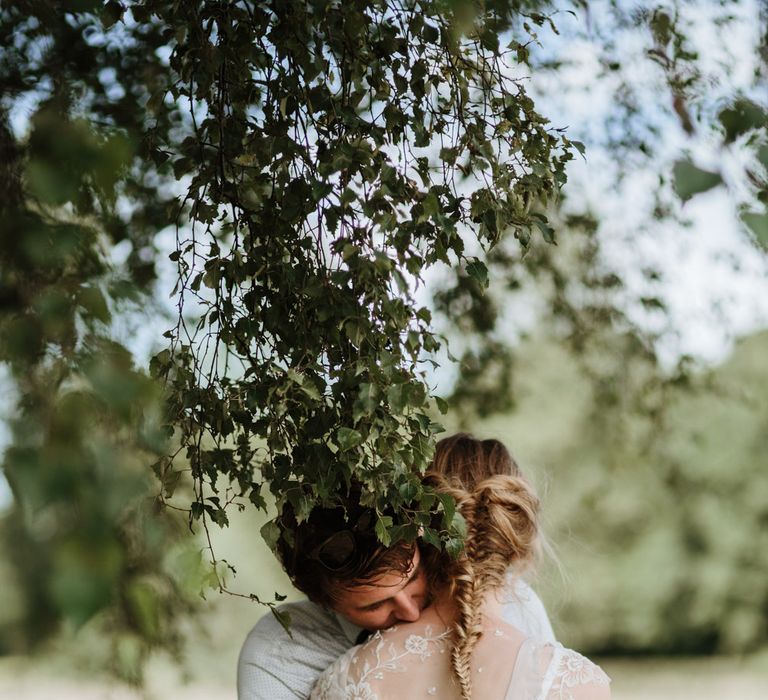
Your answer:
[342,680,376,700]
[548,647,611,699]
[404,634,432,659]
[310,660,343,700]
[310,625,450,700]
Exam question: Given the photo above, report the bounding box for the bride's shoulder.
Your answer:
[530,641,611,700]
[357,621,452,664]
[310,623,452,700]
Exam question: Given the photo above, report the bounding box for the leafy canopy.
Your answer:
[145,0,578,549]
[0,0,575,650]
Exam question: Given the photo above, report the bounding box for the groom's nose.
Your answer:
[391,592,421,622]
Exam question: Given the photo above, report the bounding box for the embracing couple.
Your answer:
[238,434,611,699]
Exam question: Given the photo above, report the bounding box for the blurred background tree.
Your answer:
[461,326,768,656]
[0,0,202,680]
[0,0,766,689]
[431,0,768,659]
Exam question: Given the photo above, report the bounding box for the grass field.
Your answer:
[2,651,766,699]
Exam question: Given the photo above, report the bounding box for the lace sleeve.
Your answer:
[542,646,611,700]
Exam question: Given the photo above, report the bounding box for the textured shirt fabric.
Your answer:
[237,578,555,700]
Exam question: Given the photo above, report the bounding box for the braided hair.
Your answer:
[423,473,541,699]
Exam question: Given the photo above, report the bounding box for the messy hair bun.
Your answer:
[431,433,521,488]
[468,475,540,572]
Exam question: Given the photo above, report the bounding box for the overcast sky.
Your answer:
[528,0,768,365]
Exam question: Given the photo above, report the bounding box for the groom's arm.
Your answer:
[237,600,353,700]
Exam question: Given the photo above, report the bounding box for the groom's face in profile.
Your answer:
[330,546,429,630]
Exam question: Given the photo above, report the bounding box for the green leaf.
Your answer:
[718,100,766,144]
[101,1,125,29]
[312,180,334,202]
[249,484,267,510]
[77,285,111,323]
[439,147,458,165]
[398,481,419,501]
[421,527,441,549]
[438,493,456,523]
[336,427,363,451]
[534,218,556,244]
[672,161,722,202]
[422,23,439,43]
[465,259,489,288]
[757,144,768,171]
[260,520,281,552]
[270,607,292,636]
[161,469,182,498]
[450,511,467,538]
[375,516,392,546]
[125,579,160,640]
[650,10,672,47]
[445,537,465,559]
[434,396,449,414]
[387,384,406,413]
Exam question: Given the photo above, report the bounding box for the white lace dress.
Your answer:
[310,613,610,700]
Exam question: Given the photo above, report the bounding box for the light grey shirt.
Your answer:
[237,577,555,700]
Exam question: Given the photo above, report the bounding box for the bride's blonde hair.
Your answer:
[422,469,540,699]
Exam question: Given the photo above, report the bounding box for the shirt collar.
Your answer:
[334,611,363,645]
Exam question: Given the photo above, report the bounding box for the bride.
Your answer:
[310,466,610,700]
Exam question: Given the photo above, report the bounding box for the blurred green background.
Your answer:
[1,327,767,698]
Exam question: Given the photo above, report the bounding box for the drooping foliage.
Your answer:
[0,0,577,660]
[144,0,578,551]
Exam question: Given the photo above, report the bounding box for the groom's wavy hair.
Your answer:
[423,434,541,700]
[276,485,418,608]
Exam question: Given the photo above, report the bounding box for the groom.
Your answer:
[237,493,555,699]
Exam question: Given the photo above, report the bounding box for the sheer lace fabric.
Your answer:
[505,639,611,700]
[310,615,610,700]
